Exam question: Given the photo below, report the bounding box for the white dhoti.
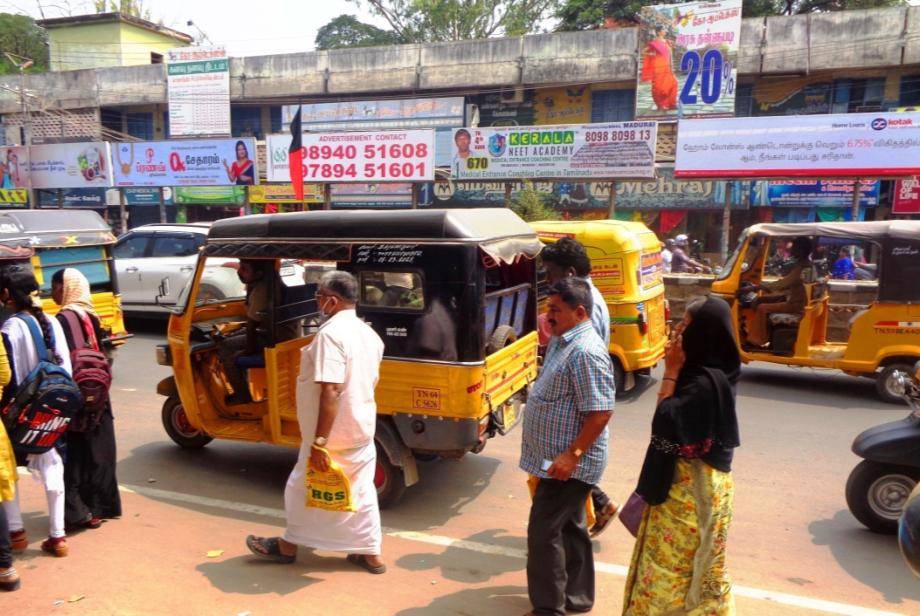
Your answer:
[283,440,382,555]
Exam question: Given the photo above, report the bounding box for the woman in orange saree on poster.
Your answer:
[641,28,678,111]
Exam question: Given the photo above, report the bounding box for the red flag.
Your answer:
[288,107,304,201]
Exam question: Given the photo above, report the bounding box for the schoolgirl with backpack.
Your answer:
[0,264,76,558]
[51,268,120,531]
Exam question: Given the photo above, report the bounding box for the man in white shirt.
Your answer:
[246,271,386,573]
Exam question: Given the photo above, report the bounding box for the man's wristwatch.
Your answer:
[313,436,328,447]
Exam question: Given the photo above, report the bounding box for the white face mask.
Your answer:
[316,294,336,323]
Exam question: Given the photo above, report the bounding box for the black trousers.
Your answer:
[0,499,11,568]
[527,478,595,616]
[64,411,122,525]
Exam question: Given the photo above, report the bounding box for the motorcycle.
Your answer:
[846,361,920,534]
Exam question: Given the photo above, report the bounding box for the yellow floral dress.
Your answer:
[0,340,17,502]
[622,458,735,615]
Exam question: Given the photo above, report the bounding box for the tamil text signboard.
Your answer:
[167,46,230,137]
[749,180,879,208]
[266,130,435,183]
[675,112,920,178]
[636,0,742,120]
[112,139,258,187]
[450,123,657,180]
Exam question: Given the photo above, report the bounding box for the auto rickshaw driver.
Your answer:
[745,236,812,348]
[219,259,300,405]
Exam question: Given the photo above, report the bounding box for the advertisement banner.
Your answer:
[124,187,162,206]
[30,142,111,189]
[893,176,920,214]
[173,186,245,205]
[0,189,28,206]
[749,180,879,208]
[37,187,108,209]
[0,146,29,188]
[675,112,920,178]
[112,138,257,187]
[249,184,324,203]
[266,130,435,183]
[636,0,742,120]
[167,46,230,137]
[282,98,465,130]
[451,122,657,180]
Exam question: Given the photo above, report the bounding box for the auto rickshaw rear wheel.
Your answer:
[374,440,406,508]
[487,325,518,355]
[876,363,916,405]
[612,356,625,398]
[162,396,213,449]
[846,460,919,534]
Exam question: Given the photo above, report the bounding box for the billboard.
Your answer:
[893,177,920,214]
[30,142,111,189]
[675,112,920,178]
[0,146,29,188]
[173,186,245,205]
[749,180,880,208]
[636,0,742,120]
[249,184,324,203]
[112,139,258,187]
[266,130,435,183]
[281,97,465,130]
[450,123,657,180]
[167,46,230,137]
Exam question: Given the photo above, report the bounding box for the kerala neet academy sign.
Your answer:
[675,112,920,178]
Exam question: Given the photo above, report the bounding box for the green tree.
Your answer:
[555,0,905,29]
[509,185,561,221]
[315,14,402,50]
[0,13,48,75]
[317,0,558,47]
[93,0,152,20]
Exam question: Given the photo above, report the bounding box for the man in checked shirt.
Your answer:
[521,277,616,616]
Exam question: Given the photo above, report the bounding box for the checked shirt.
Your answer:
[520,320,616,485]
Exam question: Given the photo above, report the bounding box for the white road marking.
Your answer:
[120,484,904,616]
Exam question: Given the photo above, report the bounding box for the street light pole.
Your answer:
[4,53,34,209]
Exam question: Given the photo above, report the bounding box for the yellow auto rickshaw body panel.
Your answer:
[712,227,920,376]
[531,219,667,373]
[166,258,539,449]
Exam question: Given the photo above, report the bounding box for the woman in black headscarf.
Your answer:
[623,296,741,615]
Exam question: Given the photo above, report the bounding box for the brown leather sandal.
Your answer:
[41,536,68,557]
[9,530,27,552]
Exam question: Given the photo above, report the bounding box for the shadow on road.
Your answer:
[396,528,524,584]
[393,584,529,616]
[739,366,888,411]
[196,553,323,596]
[809,509,920,604]
[118,440,503,532]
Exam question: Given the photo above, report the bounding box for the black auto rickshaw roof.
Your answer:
[206,209,544,264]
[747,221,920,242]
[0,210,115,249]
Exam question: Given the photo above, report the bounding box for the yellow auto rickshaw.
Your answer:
[712,221,920,403]
[0,210,129,343]
[530,220,668,392]
[155,209,541,506]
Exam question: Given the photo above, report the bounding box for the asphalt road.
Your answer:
[8,318,919,615]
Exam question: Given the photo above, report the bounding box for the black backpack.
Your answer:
[0,313,83,454]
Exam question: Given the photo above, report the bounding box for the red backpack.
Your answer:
[59,310,112,432]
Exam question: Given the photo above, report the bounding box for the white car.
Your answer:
[113,223,317,314]
[113,223,212,314]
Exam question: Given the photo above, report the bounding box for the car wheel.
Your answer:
[374,441,407,509]
[846,460,919,534]
[162,396,212,448]
[876,363,915,404]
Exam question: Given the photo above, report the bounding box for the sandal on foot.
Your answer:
[590,501,620,538]
[346,553,386,574]
[66,515,102,533]
[245,535,295,564]
[0,568,20,592]
[9,530,27,552]
[41,536,68,557]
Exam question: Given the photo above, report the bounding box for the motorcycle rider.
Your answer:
[671,234,710,274]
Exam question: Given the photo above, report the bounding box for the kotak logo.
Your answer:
[870,118,887,131]
[888,118,914,126]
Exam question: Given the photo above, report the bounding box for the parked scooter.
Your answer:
[846,361,920,534]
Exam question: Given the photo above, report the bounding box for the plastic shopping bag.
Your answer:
[305,448,356,512]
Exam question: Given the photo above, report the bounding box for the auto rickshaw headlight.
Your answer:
[155,344,172,367]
